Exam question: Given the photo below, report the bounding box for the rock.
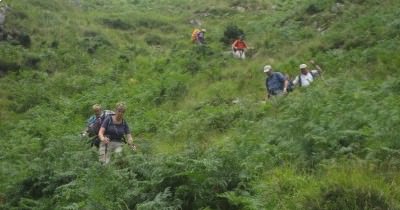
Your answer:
[234,6,246,12]
[0,13,5,25]
[0,5,10,25]
[189,19,202,26]
[331,3,345,13]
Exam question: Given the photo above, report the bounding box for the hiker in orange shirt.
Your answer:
[232,36,248,59]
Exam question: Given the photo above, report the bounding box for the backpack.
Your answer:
[191,28,200,42]
[87,110,115,148]
[287,80,295,92]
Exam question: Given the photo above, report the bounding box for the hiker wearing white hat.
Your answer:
[264,65,289,99]
[292,60,322,87]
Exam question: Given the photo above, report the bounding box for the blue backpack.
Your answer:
[87,110,115,147]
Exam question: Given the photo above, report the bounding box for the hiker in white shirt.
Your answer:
[292,60,322,87]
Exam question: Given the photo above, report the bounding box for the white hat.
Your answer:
[299,64,307,69]
[263,65,272,72]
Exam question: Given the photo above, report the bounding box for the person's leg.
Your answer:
[109,141,123,153]
[107,141,124,162]
[99,142,110,164]
[234,50,240,58]
[240,50,246,59]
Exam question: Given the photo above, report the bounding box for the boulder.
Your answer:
[0,5,10,25]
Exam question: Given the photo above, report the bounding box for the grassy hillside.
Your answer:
[1,0,400,209]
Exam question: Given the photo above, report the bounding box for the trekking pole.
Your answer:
[105,143,108,157]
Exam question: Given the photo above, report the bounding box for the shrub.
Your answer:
[304,185,392,210]
[16,32,31,48]
[144,34,163,46]
[0,59,20,76]
[220,24,244,45]
[101,18,134,30]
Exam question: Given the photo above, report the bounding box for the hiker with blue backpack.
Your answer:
[292,60,323,88]
[81,104,114,148]
[264,65,289,100]
[98,102,135,165]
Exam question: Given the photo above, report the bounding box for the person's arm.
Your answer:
[98,118,110,144]
[126,133,136,150]
[310,60,322,73]
[81,128,88,137]
[283,79,288,93]
[98,127,109,144]
[292,76,299,85]
[126,134,133,145]
[124,122,136,150]
[232,40,237,50]
[265,78,271,100]
[81,116,94,136]
[278,73,288,93]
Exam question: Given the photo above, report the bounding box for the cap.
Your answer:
[263,65,272,72]
[299,64,307,69]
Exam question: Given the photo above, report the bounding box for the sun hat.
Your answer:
[263,65,272,72]
[299,64,307,69]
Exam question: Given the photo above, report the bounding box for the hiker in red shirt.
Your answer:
[232,36,248,59]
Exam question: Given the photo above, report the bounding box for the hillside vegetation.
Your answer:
[1,0,400,209]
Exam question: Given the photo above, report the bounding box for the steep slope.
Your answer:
[1,0,400,209]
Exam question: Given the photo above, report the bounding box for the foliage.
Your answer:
[1,0,400,209]
[220,24,245,45]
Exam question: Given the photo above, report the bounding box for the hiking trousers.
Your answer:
[233,50,245,59]
[99,141,123,165]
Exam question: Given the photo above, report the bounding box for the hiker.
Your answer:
[232,36,248,59]
[264,65,289,99]
[81,104,103,138]
[196,28,206,45]
[81,104,114,148]
[292,60,323,87]
[98,102,134,165]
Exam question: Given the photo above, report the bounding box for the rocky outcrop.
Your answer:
[0,4,10,25]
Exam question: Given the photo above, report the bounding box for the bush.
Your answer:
[304,185,392,210]
[144,34,163,46]
[220,24,244,45]
[101,18,134,30]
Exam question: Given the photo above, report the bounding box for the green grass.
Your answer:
[1,0,400,209]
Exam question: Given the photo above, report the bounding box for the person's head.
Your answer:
[263,65,273,76]
[92,104,102,117]
[299,64,309,75]
[115,102,126,119]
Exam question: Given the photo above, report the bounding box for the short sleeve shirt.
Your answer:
[266,72,286,92]
[292,70,319,87]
